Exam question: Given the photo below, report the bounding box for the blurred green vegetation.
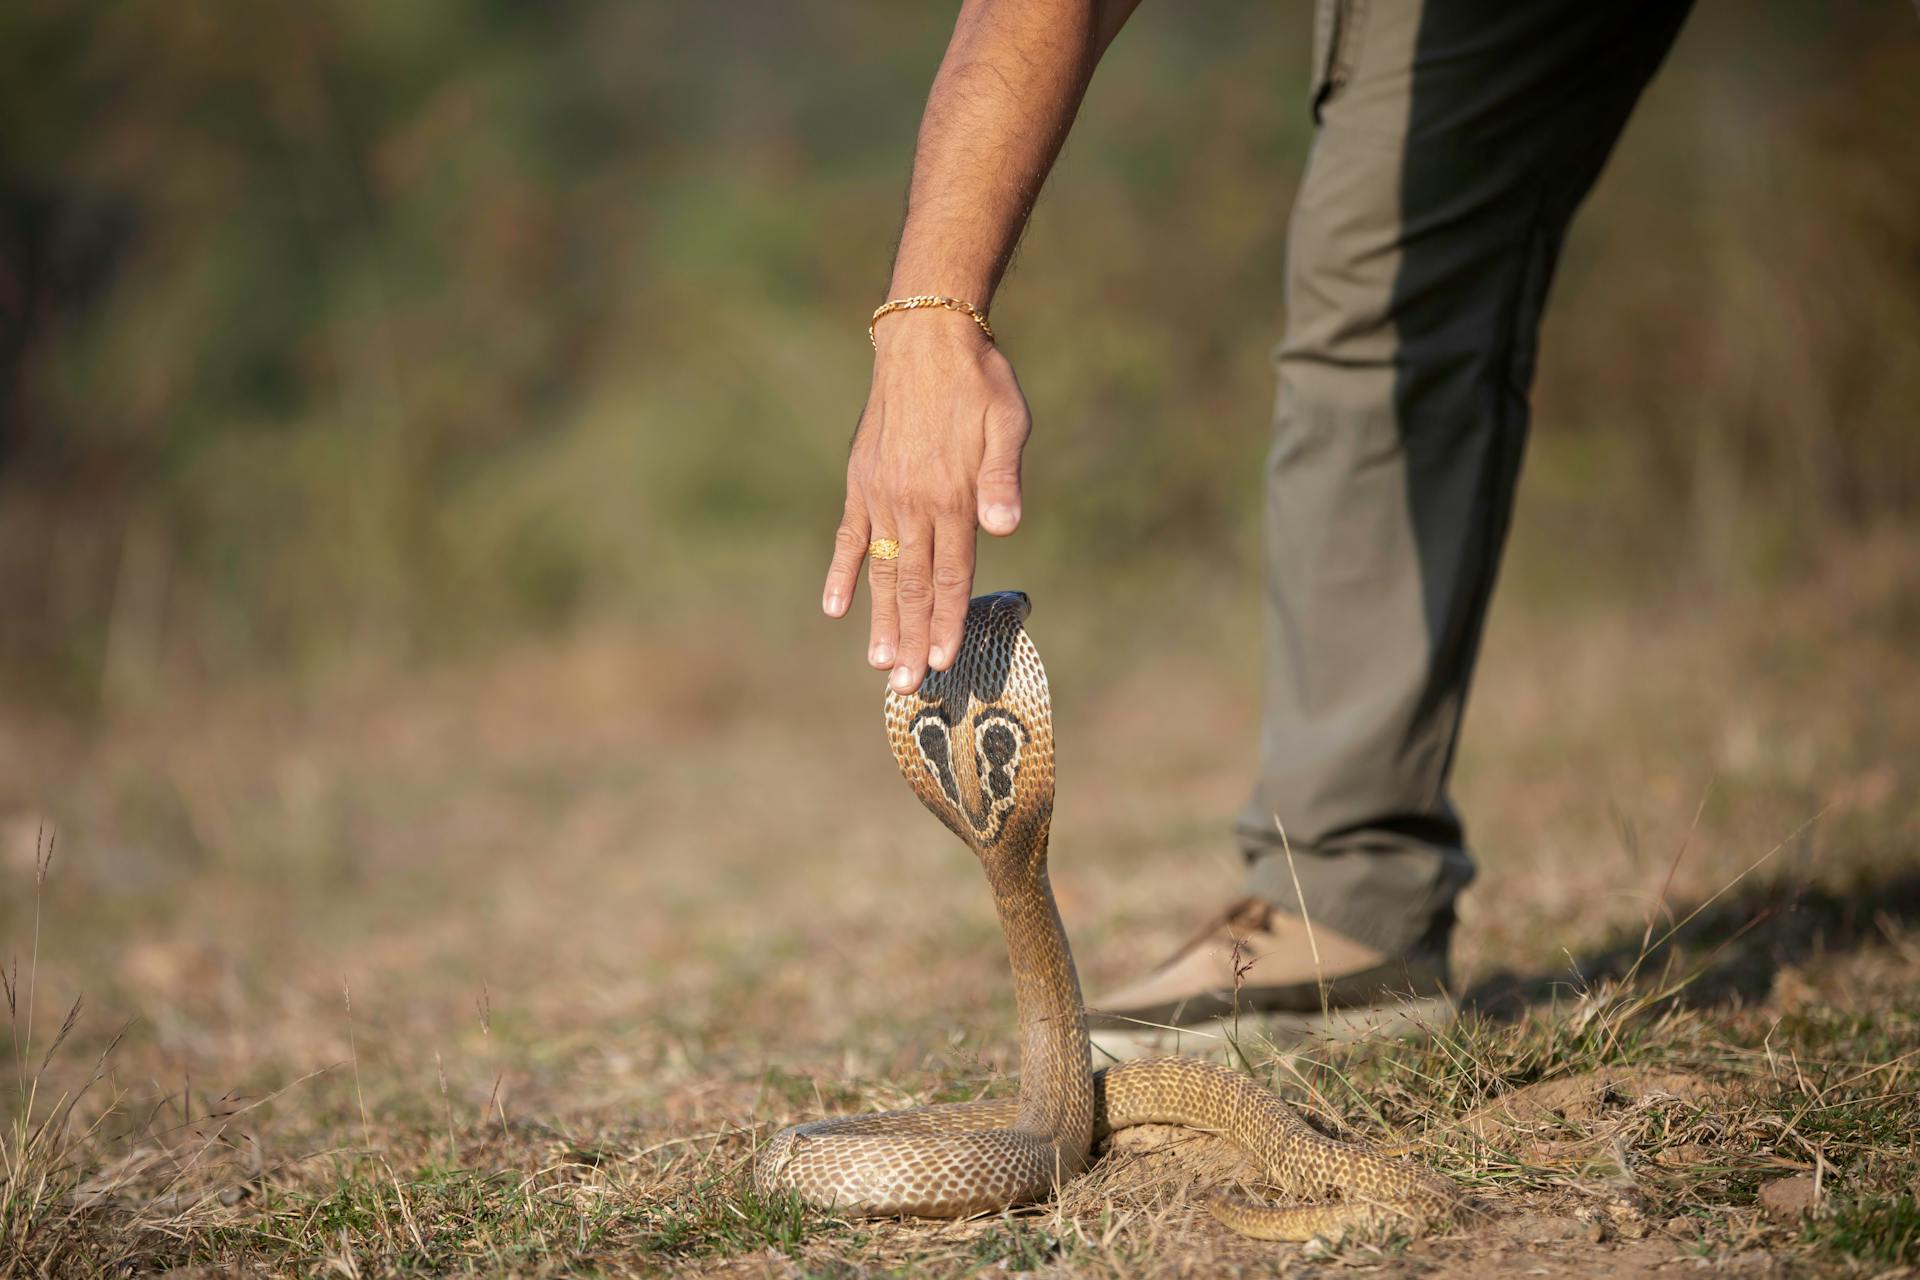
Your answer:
[1,2,1915,709]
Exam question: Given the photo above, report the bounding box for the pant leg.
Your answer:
[1238,0,1694,958]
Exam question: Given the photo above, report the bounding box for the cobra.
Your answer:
[755,591,1464,1240]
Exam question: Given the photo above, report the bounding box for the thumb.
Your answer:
[976,407,1029,537]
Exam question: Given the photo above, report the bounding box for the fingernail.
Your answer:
[929,645,947,668]
[870,642,893,667]
[824,592,843,615]
[890,665,916,692]
[986,503,1018,530]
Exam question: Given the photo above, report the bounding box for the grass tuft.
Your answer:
[635,1176,836,1261]
[1,829,133,1276]
[1802,1196,1920,1267]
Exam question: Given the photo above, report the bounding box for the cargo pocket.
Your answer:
[1310,0,1369,121]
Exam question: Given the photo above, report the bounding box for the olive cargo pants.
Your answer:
[1237,0,1694,957]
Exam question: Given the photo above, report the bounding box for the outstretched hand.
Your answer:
[822,311,1031,693]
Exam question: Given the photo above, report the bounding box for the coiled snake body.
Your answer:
[756,592,1462,1240]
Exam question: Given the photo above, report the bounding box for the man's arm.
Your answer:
[822,0,1143,693]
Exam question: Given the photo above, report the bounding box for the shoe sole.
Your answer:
[1087,994,1456,1064]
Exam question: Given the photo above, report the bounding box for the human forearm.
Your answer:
[825,0,1141,696]
[882,0,1140,311]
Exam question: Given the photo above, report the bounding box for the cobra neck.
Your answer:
[987,855,1095,1175]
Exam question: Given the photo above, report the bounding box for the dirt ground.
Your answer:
[2,531,1918,1276]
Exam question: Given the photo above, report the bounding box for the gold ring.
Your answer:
[867,537,900,561]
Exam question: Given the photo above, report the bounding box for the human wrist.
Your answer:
[885,257,995,310]
[870,301,995,359]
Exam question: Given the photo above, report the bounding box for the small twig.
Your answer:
[487,1072,509,1139]
[1274,816,1330,1028]
[1617,808,1824,994]
[1641,781,1713,955]
[342,979,373,1159]
[435,1051,457,1164]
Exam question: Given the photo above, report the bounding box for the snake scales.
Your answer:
[755,592,1463,1240]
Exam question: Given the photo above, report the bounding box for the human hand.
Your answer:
[822,310,1031,692]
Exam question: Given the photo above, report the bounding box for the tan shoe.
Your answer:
[1086,898,1453,1061]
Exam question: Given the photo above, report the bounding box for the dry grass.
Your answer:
[1,530,1917,1276]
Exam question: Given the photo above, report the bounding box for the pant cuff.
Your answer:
[1238,828,1475,958]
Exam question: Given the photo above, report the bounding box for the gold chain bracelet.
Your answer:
[868,295,995,349]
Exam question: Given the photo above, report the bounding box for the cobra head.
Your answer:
[883,591,1056,878]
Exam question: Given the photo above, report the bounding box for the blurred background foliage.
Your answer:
[0,1,1915,711]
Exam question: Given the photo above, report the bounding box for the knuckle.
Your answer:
[989,399,1031,435]
[833,522,867,552]
[927,489,969,518]
[932,563,971,592]
[895,576,934,609]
